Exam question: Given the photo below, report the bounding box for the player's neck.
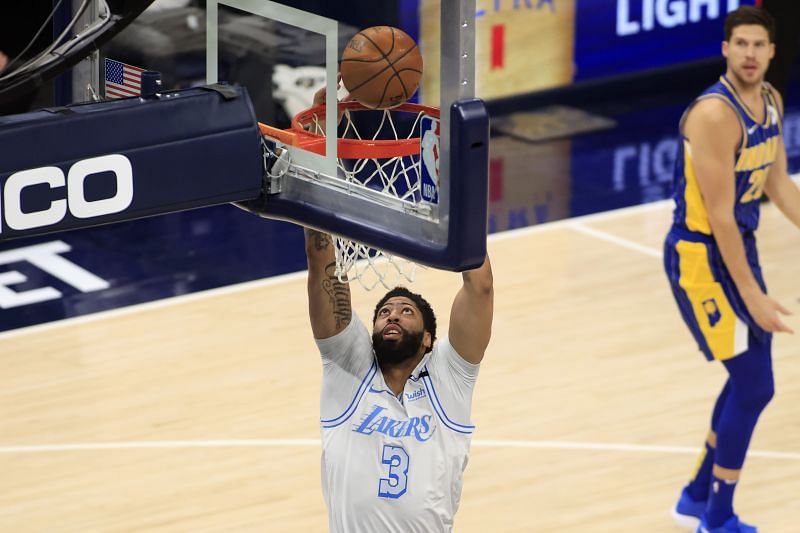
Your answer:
[381,353,425,396]
[725,69,763,106]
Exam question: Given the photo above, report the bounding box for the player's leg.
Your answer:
[673,380,729,528]
[664,233,711,528]
[698,334,773,532]
[662,233,759,530]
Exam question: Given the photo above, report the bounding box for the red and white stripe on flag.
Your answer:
[104,58,145,99]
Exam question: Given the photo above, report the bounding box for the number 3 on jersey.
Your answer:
[378,444,409,498]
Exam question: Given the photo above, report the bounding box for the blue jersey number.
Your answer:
[378,444,409,498]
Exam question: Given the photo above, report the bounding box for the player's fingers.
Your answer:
[765,315,793,334]
[313,86,326,106]
[757,315,779,333]
[754,311,774,332]
[775,301,793,316]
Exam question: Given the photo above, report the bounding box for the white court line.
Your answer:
[0,268,310,341]
[563,172,800,258]
[0,438,798,461]
[568,223,663,258]
[472,440,800,461]
[488,198,672,242]
[0,202,673,341]
[2,172,797,341]
[0,439,320,453]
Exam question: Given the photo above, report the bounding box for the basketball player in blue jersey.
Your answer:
[303,228,492,532]
[664,6,800,533]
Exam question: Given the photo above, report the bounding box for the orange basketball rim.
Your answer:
[258,101,440,159]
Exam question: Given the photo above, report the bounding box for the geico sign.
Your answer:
[1,154,133,233]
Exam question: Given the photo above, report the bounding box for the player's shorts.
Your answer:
[664,226,772,361]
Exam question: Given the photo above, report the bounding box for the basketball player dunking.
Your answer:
[303,228,492,532]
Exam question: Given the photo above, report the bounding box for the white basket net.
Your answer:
[333,235,419,291]
[298,102,439,290]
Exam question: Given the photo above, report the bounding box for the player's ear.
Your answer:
[423,331,432,351]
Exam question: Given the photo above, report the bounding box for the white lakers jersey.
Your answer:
[316,313,480,533]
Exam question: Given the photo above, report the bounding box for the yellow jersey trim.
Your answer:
[719,76,770,127]
[682,141,712,235]
[684,93,747,152]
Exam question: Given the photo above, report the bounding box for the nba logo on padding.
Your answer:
[702,298,722,327]
[420,115,440,204]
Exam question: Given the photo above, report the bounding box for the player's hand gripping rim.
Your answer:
[312,74,356,120]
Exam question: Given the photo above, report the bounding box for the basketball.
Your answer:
[340,26,423,110]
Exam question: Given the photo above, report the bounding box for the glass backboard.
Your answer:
[207,0,489,271]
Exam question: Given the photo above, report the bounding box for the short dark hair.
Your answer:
[373,287,437,352]
[724,6,775,42]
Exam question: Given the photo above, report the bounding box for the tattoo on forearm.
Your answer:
[323,262,351,328]
[306,229,333,251]
[307,230,351,329]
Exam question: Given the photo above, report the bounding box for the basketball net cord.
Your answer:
[269,105,432,290]
[303,106,435,217]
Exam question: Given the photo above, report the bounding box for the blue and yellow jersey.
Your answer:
[671,75,783,235]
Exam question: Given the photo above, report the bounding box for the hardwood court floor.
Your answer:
[1,201,798,532]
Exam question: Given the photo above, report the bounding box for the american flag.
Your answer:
[104,58,145,99]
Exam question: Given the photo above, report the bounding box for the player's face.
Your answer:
[372,297,431,366]
[723,25,774,87]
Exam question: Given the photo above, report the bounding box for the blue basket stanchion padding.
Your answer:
[0,84,264,241]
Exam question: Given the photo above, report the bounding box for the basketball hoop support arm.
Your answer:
[0,84,264,242]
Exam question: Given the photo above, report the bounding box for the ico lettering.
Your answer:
[353,405,435,442]
[0,153,134,234]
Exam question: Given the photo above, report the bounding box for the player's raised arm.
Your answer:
[304,228,352,339]
[448,256,493,364]
[687,100,792,333]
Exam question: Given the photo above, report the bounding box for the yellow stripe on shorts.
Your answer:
[676,240,748,360]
